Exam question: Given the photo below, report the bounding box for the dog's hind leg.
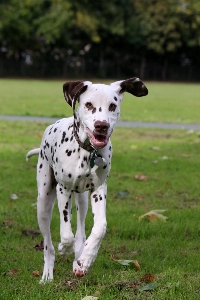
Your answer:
[57,185,75,255]
[37,162,57,283]
[73,192,88,271]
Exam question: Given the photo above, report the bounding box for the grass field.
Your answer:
[0,79,200,124]
[1,119,200,299]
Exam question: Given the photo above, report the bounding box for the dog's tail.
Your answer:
[26,148,40,161]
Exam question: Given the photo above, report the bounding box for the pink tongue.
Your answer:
[86,128,109,148]
[91,135,107,147]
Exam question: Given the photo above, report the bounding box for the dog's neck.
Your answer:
[73,112,94,153]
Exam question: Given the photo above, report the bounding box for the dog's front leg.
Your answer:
[57,184,75,255]
[73,184,107,277]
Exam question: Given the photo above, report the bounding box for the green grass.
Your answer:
[1,79,200,123]
[1,120,200,299]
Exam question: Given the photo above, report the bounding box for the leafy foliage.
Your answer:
[0,0,200,79]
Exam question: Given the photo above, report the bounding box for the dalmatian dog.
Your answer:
[26,78,148,282]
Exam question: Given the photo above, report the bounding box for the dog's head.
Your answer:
[63,78,148,149]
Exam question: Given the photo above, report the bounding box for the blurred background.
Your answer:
[0,0,200,81]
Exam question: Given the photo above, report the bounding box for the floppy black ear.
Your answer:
[63,80,91,110]
[111,77,148,97]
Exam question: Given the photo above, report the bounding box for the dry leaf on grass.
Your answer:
[133,260,141,271]
[8,269,21,276]
[22,229,40,238]
[140,273,155,283]
[33,240,44,250]
[134,174,148,181]
[138,209,168,222]
[10,194,18,200]
[32,270,40,277]
[138,282,158,292]
[82,297,98,300]
[1,219,14,228]
[115,190,129,199]
[115,259,134,266]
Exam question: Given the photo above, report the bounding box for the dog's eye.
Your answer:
[85,102,93,110]
[109,103,117,112]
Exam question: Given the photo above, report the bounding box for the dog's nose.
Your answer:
[94,121,110,135]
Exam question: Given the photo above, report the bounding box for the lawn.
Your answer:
[1,119,200,299]
[1,79,200,124]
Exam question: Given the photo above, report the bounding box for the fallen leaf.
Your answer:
[140,273,155,283]
[134,174,148,181]
[152,160,158,164]
[1,219,14,228]
[138,210,168,222]
[82,297,98,300]
[129,284,138,289]
[180,154,191,158]
[8,269,21,276]
[161,156,168,160]
[138,282,158,292]
[150,146,161,151]
[32,270,40,277]
[116,190,129,199]
[133,260,141,271]
[22,229,40,238]
[135,196,142,201]
[131,250,138,255]
[130,144,138,150]
[33,240,44,250]
[115,260,134,266]
[10,194,18,200]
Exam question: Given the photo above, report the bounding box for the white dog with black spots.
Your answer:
[26,78,148,282]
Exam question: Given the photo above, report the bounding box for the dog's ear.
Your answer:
[63,81,92,110]
[110,77,148,97]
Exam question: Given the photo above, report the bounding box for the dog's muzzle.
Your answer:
[86,121,112,148]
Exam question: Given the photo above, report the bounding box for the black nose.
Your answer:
[94,120,110,135]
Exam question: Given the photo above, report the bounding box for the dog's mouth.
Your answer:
[86,128,112,148]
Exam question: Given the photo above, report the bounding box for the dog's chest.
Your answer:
[42,121,109,193]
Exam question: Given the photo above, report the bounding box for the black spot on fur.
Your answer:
[39,164,43,169]
[63,209,68,216]
[99,107,102,112]
[65,137,69,142]
[67,150,72,156]
[92,107,96,114]
[103,165,107,169]
[40,150,44,159]
[61,132,66,144]
[86,184,90,188]
[114,96,118,101]
[70,135,73,141]
[93,194,97,198]
[68,173,71,178]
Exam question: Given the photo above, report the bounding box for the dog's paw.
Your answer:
[73,260,86,277]
[58,242,74,255]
